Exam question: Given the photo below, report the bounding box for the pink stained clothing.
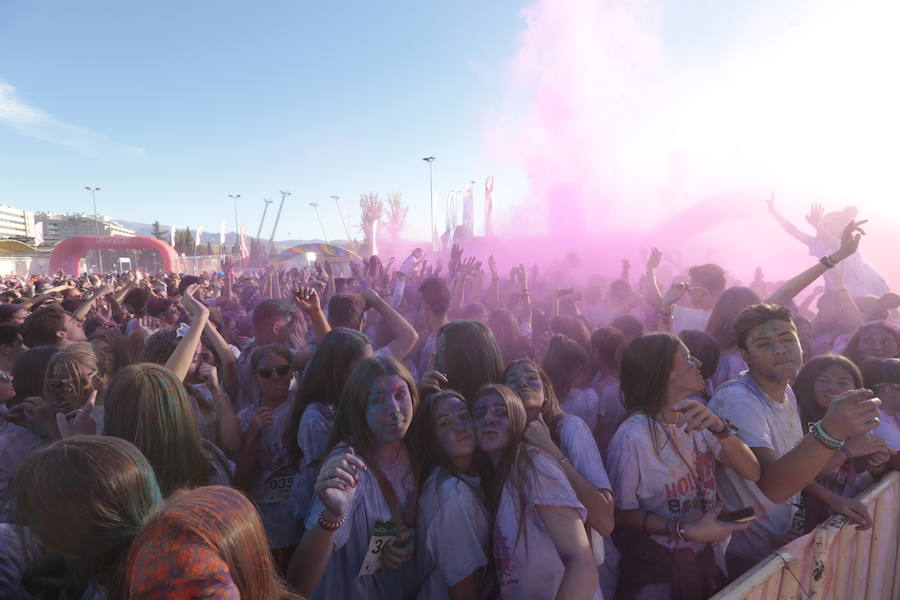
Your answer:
[493,448,601,600]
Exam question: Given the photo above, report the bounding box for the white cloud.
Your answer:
[0,78,146,157]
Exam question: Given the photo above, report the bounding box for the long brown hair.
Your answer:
[12,436,162,599]
[472,384,536,547]
[330,355,422,523]
[125,486,300,600]
[619,332,682,452]
[705,287,762,351]
[102,363,213,496]
[436,320,504,401]
[417,389,478,491]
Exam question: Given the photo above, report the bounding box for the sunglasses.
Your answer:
[49,370,99,393]
[257,365,291,379]
[0,374,12,384]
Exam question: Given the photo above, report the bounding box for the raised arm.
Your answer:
[641,247,664,309]
[164,285,210,381]
[766,196,816,247]
[361,288,418,360]
[72,284,114,321]
[765,219,866,310]
[203,320,239,402]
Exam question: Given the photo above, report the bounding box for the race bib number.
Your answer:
[358,520,403,577]
[262,474,294,504]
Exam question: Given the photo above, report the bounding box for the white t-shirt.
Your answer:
[708,373,804,563]
[188,384,221,447]
[291,401,335,523]
[0,421,44,521]
[672,305,712,337]
[562,387,600,433]
[593,376,626,457]
[493,448,601,600]
[557,414,612,492]
[304,444,417,600]
[711,350,748,392]
[236,399,301,549]
[874,409,900,451]
[416,468,489,600]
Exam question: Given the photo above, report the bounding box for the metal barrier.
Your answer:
[711,471,900,600]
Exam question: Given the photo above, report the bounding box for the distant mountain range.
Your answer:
[115,220,350,252]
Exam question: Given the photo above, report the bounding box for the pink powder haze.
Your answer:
[477,0,900,289]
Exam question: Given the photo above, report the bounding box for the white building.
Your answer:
[0,205,36,241]
[35,212,136,245]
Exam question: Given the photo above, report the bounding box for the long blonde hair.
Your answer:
[43,342,106,410]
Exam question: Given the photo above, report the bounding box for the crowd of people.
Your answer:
[0,202,898,599]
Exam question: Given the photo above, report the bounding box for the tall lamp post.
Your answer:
[227,194,241,264]
[310,202,329,243]
[268,190,290,254]
[332,195,352,241]
[84,186,103,273]
[422,156,436,250]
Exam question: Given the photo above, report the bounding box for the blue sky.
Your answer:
[6,0,889,248]
[0,1,529,240]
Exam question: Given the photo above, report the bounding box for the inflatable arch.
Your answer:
[49,236,180,275]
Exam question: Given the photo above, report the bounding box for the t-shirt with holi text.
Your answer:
[607,413,725,557]
[236,399,301,549]
[416,468,489,600]
[708,373,804,563]
[492,448,601,600]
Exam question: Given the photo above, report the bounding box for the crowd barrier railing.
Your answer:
[711,470,900,600]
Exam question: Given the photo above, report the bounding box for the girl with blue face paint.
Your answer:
[288,355,422,600]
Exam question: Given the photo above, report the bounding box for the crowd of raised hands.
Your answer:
[0,199,897,599]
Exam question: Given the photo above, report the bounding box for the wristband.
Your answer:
[710,422,732,439]
[819,255,837,269]
[658,311,674,321]
[318,509,347,531]
[809,421,845,451]
[558,456,571,468]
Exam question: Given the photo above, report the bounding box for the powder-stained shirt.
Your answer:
[708,373,804,563]
[416,468,489,600]
[493,448,600,600]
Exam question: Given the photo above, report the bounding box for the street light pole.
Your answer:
[332,195,352,241]
[269,191,290,253]
[228,194,241,267]
[84,186,103,273]
[256,199,273,240]
[422,156,436,250]
[310,202,328,243]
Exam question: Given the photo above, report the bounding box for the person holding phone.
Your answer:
[608,333,760,600]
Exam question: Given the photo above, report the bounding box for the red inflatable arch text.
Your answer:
[49,236,180,275]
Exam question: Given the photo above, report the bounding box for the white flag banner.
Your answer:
[33,222,44,246]
[219,220,226,245]
[195,226,204,247]
[462,183,474,238]
[170,227,175,247]
[485,176,494,236]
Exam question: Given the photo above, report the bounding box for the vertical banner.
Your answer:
[194,226,204,247]
[445,191,457,249]
[485,176,494,237]
[462,183,474,239]
[219,219,226,246]
[33,222,44,246]
[239,225,249,261]
[170,226,175,247]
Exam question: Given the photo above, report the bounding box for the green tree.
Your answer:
[151,221,164,240]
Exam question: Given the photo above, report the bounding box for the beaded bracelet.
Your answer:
[318,509,347,531]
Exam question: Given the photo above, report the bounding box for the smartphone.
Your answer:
[718,507,756,523]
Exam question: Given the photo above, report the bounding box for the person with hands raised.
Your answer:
[708,303,882,577]
[607,333,759,599]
